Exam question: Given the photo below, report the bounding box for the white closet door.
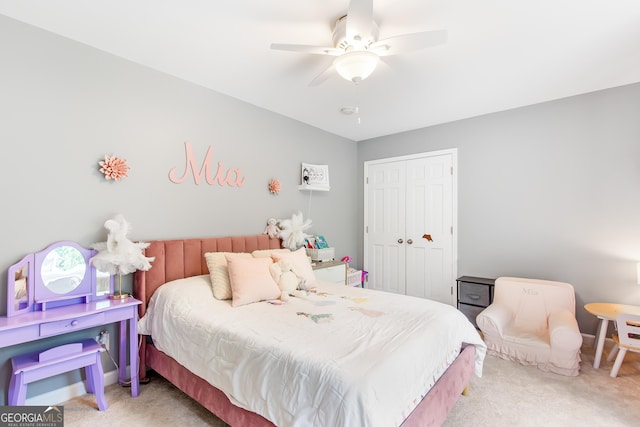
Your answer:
[364,150,456,305]
[366,161,406,295]
[405,155,453,304]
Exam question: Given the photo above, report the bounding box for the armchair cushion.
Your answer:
[476,277,582,376]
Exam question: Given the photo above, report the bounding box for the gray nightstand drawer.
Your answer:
[458,303,485,329]
[458,282,491,306]
[456,276,495,329]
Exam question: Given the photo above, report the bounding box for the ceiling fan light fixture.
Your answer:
[334,50,379,83]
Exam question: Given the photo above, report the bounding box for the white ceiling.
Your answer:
[1,0,639,141]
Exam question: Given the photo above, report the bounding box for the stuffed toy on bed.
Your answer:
[269,259,302,301]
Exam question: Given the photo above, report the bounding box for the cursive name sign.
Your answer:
[169,142,246,187]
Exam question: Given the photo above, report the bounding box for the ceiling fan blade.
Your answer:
[370,30,448,56]
[270,43,342,56]
[309,62,335,86]
[346,0,373,43]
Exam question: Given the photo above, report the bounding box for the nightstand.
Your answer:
[456,276,495,328]
[312,260,347,285]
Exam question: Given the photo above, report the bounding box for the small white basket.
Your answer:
[305,247,335,262]
[347,269,362,287]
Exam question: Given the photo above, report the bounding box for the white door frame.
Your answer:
[363,148,458,305]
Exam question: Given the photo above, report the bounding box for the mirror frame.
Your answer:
[5,241,114,316]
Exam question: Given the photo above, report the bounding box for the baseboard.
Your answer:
[582,333,595,346]
[25,367,129,406]
[581,333,614,348]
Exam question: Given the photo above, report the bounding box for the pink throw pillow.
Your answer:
[226,255,281,307]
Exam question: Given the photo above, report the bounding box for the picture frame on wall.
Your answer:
[298,163,330,191]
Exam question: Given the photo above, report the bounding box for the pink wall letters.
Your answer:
[169,142,246,187]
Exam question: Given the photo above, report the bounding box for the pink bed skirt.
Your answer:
[145,342,475,427]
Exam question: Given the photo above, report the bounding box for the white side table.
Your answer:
[584,302,640,368]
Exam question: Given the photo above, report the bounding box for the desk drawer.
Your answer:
[40,312,105,337]
[458,282,491,306]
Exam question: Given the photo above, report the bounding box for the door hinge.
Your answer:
[366,225,368,233]
[450,166,453,175]
[451,286,453,295]
[450,226,453,235]
[366,176,369,184]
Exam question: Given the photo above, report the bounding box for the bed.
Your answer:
[133,234,486,426]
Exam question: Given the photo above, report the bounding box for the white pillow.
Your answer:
[271,247,316,289]
[204,252,252,300]
[251,248,290,258]
[226,255,281,307]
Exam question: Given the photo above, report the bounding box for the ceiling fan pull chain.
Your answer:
[354,82,361,126]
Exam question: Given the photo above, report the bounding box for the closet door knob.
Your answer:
[397,239,404,244]
[407,239,413,245]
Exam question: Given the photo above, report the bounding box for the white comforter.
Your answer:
[139,275,486,427]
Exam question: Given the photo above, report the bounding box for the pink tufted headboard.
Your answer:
[133,234,281,317]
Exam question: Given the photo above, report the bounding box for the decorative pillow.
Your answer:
[251,248,290,258]
[204,252,253,300]
[225,255,281,307]
[271,247,316,289]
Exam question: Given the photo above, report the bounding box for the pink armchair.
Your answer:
[476,277,582,376]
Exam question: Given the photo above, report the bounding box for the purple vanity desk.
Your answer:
[3,241,143,402]
[0,297,142,398]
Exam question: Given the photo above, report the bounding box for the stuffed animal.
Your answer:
[269,259,301,301]
[263,218,280,239]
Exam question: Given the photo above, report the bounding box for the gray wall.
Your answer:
[2,11,639,404]
[358,82,640,336]
[0,15,357,403]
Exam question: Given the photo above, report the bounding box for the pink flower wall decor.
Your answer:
[99,155,130,181]
[268,178,281,195]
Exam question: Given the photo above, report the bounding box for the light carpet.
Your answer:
[61,342,640,426]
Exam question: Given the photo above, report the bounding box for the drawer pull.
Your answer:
[70,320,79,327]
[467,294,481,300]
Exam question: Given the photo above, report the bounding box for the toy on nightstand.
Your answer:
[341,255,352,269]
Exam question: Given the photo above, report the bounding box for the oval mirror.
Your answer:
[40,246,87,294]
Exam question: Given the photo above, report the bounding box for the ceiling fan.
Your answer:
[270,0,447,86]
